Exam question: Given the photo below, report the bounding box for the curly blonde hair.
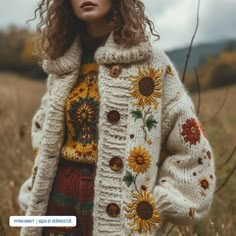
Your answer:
[33,0,159,59]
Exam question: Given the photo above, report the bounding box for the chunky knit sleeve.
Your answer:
[153,51,216,226]
[18,75,54,213]
[31,75,54,160]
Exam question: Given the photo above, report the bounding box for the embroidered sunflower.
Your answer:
[125,190,161,234]
[128,147,151,173]
[181,118,201,145]
[130,66,162,109]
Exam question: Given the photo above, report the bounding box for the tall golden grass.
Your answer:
[0,72,45,236]
[0,72,235,236]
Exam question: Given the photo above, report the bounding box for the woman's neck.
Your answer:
[80,31,109,52]
[85,19,110,38]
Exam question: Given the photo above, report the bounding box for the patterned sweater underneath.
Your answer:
[61,36,108,164]
[61,51,99,164]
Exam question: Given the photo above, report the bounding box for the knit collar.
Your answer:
[42,33,152,75]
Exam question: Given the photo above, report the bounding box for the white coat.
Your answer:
[19,33,215,236]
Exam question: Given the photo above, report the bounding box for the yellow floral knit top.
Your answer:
[61,37,105,164]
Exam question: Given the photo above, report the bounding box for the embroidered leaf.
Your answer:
[146,115,158,131]
[131,109,143,121]
[123,171,134,187]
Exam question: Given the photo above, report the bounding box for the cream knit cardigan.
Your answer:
[18,33,215,236]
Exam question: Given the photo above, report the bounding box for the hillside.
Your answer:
[166,39,236,72]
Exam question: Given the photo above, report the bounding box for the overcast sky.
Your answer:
[0,0,235,50]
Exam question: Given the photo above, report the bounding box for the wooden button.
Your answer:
[109,157,123,172]
[109,65,122,77]
[107,110,120,124]
[106,203,120,217]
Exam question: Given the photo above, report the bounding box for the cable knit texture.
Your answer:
[18,33,215,236]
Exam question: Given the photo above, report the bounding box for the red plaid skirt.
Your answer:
[42,159,96,236]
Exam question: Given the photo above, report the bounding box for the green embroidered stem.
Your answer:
[131,107,157,143]
[141,107,151,142]
[134,174,141,194]
[123,171,141,194]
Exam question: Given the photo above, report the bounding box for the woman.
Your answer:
[18,0,216,235]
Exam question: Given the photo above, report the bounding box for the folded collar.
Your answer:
[42,33,152,75]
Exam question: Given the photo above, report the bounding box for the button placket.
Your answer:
[105,62,124,217]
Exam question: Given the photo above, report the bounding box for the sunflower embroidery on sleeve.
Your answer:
[129,65,162,110]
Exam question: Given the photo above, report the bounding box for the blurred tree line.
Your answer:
[0,26,46,78]
[0,26,235,88]
[185,46,236,91]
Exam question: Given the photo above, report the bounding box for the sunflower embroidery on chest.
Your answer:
[124,66,163,233]
[130,65,162,109]
[125,190,161,234]
[124,146,162,233]
[61,62,99,163]
[129,65,162,144]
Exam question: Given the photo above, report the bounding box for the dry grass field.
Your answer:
[0,72,235,236]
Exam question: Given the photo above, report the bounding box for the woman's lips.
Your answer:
[80,1,97,8]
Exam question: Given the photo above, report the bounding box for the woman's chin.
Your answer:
[79,12,105,22]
